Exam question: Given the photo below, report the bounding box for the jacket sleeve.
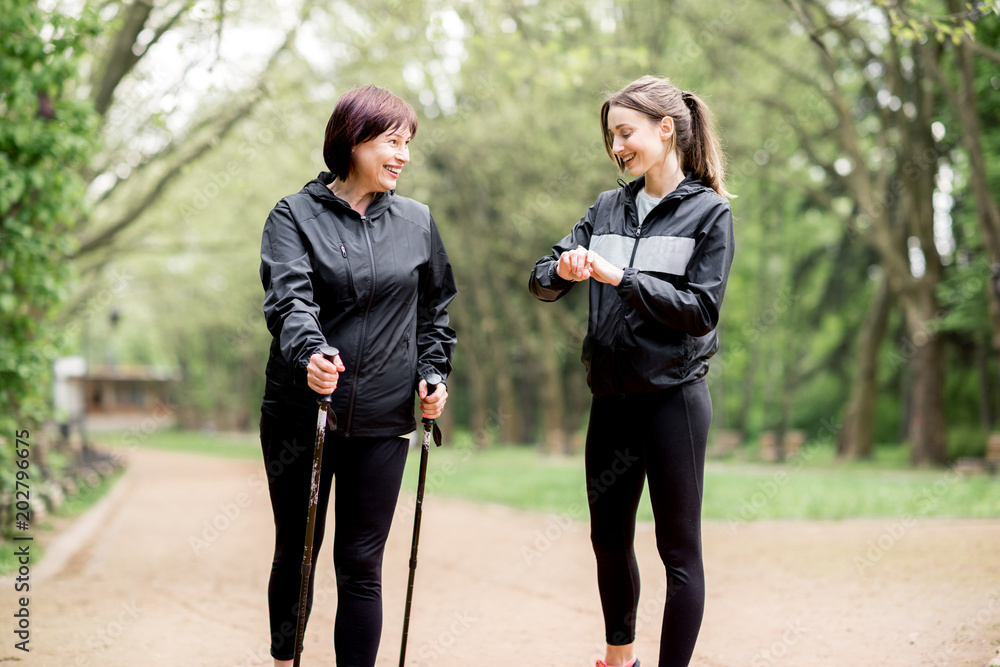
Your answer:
[528,196,599,302]
[260,201,326,386]
[615,201,735,336]
[416,214,458,386]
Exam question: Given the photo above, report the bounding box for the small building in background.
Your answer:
[54,357,179,433]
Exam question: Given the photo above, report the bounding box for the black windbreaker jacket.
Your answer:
[529,174,735,395]
[260,172,457,437]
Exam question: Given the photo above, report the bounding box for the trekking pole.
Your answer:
[293,345,339,667]
[399,373,444,667]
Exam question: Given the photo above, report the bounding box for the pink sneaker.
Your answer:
[595,660,639,667]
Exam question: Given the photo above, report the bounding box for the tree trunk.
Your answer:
[902,290,947,465]
[838,275,892,459]
[494,283,536,445]
[735,179,772,441]
[563,362,588,453]
[465,348,489,447]
[927,6,1000,364]
[92,0,154,117]
[976,336,992,430]
[451,298,489,446]
[492,361,519,445]
[991,284,1000,429]
[735,345,759,441]
[535,307,566,453]
[953,32,1000,362]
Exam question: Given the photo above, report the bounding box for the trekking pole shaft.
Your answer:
[399,374,440,667]
[293,346,339,667]
[399,424,431,666]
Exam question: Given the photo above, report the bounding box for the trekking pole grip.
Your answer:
[422,373,442,425]
[317,345,339,405]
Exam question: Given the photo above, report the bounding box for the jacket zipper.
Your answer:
[609,181,695,395]
[612,193,643,395]
[345,215,377,436]
[339,243,356,297]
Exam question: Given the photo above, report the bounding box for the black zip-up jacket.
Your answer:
[260,172,457,436]
[529,174,734,395]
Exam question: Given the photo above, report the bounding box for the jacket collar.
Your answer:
[621,172,711,203]
[302,171,395,219]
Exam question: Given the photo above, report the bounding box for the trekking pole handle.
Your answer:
[421,373,442,425]
[317,346,340,405]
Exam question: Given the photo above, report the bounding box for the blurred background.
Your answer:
[2,0,1000,532]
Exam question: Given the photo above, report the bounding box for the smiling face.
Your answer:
[606,105,674,178]
[350,126,411,194]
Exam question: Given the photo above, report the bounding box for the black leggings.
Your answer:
[585,379,711,667]
[259,411,407,664]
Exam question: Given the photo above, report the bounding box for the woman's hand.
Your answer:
[557,246,593,282]
[307,351,346,395]
[418,380,448,420]
[586,250,624,286]
[556,246,623,286]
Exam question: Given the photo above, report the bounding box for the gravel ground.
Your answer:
[4,446,999,666]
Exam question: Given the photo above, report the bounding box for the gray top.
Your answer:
[636,187,661,227]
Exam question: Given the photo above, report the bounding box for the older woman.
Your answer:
[259,84,457,666]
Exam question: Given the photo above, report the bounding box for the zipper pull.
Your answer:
[340,244,347,258]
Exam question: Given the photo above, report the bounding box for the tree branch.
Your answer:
[92,0,154,117]
[968,37,1000,64]
[74,1,315,258]
[73,93,258,257]
[783,0,830,58]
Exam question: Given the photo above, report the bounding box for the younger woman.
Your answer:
[529,75,735,667]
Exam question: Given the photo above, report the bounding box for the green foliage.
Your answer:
[0,542,44,578]
[0,468,122,576]
[0,0,98,529]
[55,469,124,518]
[48,0,1000,456]
[879,0,991,44]
[947,424,990,459]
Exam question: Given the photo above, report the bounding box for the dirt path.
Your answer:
[3,446,999,666]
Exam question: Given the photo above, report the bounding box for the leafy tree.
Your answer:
[0,0,98,529]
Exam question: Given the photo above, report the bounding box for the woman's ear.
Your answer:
[659,116,675,141]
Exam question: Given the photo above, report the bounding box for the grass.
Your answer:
[0,543,44,578]
[91,428,1000,522]
[400,436,1000,522]
[103,428,262,459]
[0,470,126,576]
[58,470,126,518]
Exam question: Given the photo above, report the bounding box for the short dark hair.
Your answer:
[323,85,418,181]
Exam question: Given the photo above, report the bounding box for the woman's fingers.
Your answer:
[331,354,346,372]
[575,247,590,276]
[419,382,448,419]
[308,352,343,394]
[556,246,595,281]
[564,246,592,280]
